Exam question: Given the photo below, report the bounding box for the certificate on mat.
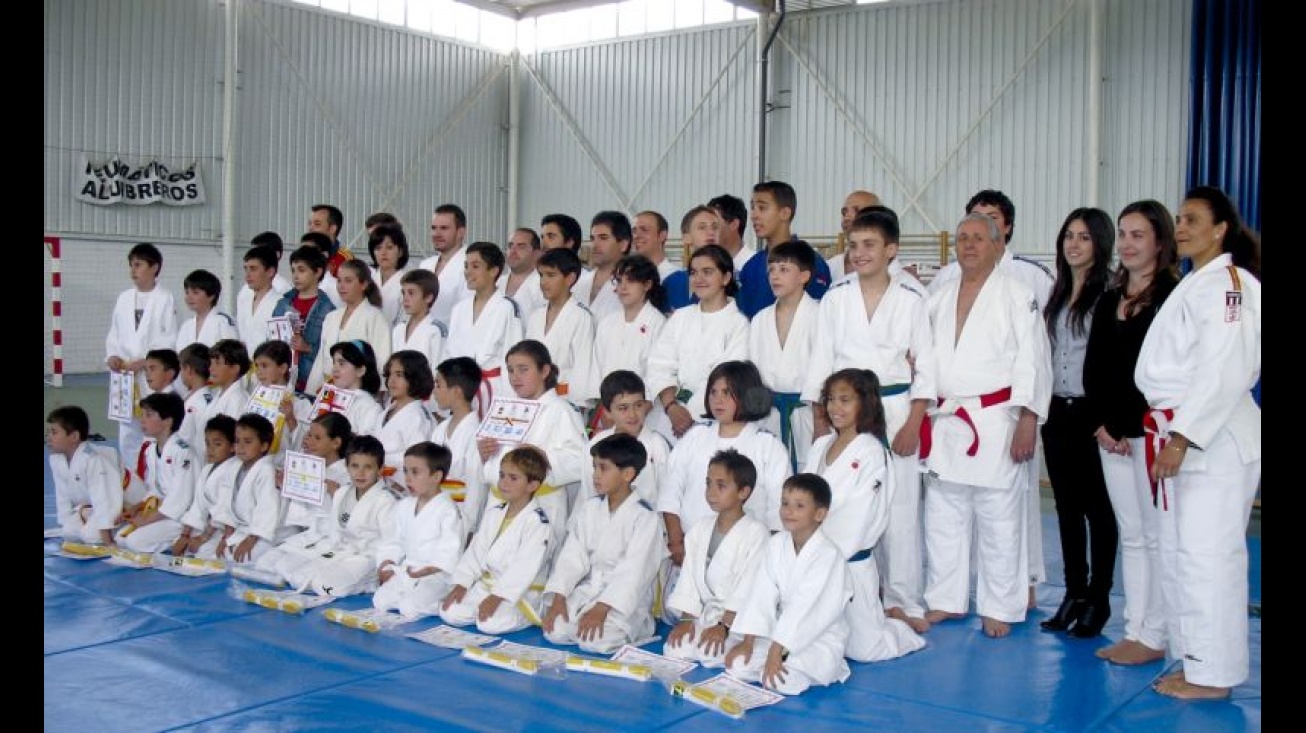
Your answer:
[407,624,501,650]
[611,645,697,678]
[475,398,541,444]
[281,450,326,506]
[696,674,784,710]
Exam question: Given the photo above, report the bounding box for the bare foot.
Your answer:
[888,607,932,634]
[1105,639,1165,666]
[1096,640,1128,660]
[924,610,965,624]
[1154,677,1230,700]
[981,616,1011,638]
[1028,586,1038,610]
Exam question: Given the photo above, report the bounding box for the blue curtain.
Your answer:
[1187,0,1261,406]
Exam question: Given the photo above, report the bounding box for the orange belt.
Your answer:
[919,386,1013,459]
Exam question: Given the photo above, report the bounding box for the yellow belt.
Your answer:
[480,571,546,626]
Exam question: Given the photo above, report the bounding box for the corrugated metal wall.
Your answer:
[770,0,1192,258]
[517,22,758,241]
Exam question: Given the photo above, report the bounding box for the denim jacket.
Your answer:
[272,290,336,392]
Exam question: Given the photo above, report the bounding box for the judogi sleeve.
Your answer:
[85,448,125,531]
[489,511,552,603]
[1008,284,1053,423]
[666,520,707,617]
[246,464,285,543]
[545,505,593,597]
[770,542,851,655]
[594,509,663,616]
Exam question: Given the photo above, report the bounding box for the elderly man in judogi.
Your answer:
[920,213,1052,638]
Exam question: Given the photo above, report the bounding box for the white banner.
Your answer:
[76,154,206,206]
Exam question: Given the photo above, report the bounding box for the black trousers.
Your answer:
[1041,395,1118,599]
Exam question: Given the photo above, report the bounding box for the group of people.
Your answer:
[49,182,1260,700]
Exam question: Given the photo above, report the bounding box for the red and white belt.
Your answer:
[919,386,1013,459]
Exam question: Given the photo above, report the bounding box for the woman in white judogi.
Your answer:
[801,221,937,629]
[590,255,671,439]
[749,288,819,470]
[116,422,202,553]
[306,261,393,395]
[478,342,587,549]
[726,518,853,695]
[1134,187,1260,699]
[921,214,1051,634]
[543,491,666,654]
[526,297,596,412]
[807,370,926,661]
[645,245,749,440]
[664,508,769,667]
[105,271,178,467]
[440,497,553,634]
[50,436,123,544]
[368,223,413,327]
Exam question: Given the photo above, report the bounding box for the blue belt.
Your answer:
[880,383,910,397]
[772,392,803,473]
[848,548,873,563]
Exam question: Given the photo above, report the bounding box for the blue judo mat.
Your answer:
[44,445,1261,732]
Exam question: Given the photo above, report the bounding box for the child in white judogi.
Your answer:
[645,245,749,441]
[920,214,1051,637]
[378,351,436,475]
[543,434,666,654]
[263,436,400,597]
[202,340,253,425]
[176,344,215,454]
[273,411,353,545]
[577,371,671,507]
[441,446,554,634]
[526,249,597,412]
[105,243,178,469]
[175,269,238,351]
[47,406,123,545]
[170,415,240,557]
[802,210,937,631]
[116,392,202,553]
[807,369,926,661]
[246,340,315,473]
[293,341,385,449]
[198,414,290,564]
[477,341,588,550]
[589,255,670,439]
[725,474,853,696]
[392,270,447,411]
[372,442,464,620]
[748,241,820,471]
[443,242,524,418]
[664,449,770,668]
[430,357,488,543]
[305,260,393,395]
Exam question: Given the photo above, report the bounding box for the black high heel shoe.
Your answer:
[1040,596,1087,632]
[1068,599,1111,638]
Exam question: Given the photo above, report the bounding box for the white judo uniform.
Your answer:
[444,293,524,411]
[418,247,472,327]
[543,493,666,654]
[306,303,393,395]
[179,386,215,457]
[802,272,936,619]
[575,268,623,324]
[430,413,487,540]
[175,311,238,351]
[749,294,819,470]
[372,491,464,619]
[117,433,202,553]
[728,529,854,695]
[481,389,587,549]
[51,441,123,544]
[262,480,400,598]
[922,269,1051,623]
[590,301,670,438]
[178,455,241,542]
[526,299,597,411]
[663,513,770,667]
[497,270,546,322]
[199,455,289,563]
[236,286,283,354]
[378,400,435,475]
[391,315,447,387]
[105,286,179,466]
[291,388,383,449]
[202,381,252,425]
[658,421,791,534]
[440,498,554,634]
[283,457,351,534]
[1134,253,1261,689]
[645,300,750,425]
[807,433,926,661]
[578,426,670,507]
[372,265,412,327]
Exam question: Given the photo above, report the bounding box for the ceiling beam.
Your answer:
[518,1,628,19]
[725,0,776,13]
[455,0,522,19]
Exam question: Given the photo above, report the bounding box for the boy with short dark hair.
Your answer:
[272,244,336,393]
[204,414,286,563]
[172,415,240,557]
[724,473,853,695]
[237,244,283,353]
[48,406,123,545]
[116,392,202,553]
[176,268,237,351]
[526,247,595,411]
[430,357,487,543]
[106,242,179,470]
[736,182,832,317]
[543,433,665,653]
[443,241,524,417]
[579,370,670,507]
[176,343,214,453]
[441,445,554,634]
[749,240,820,470]
[392,268,446,385]
[664,449,771,668]
[576,210,632,322]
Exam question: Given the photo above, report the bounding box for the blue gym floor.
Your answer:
[44,444,1261,732]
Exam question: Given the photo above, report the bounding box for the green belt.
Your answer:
[880,383,910,397]
[848,548,874,563]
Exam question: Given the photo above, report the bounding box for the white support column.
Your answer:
[507,50,521,230]
[1087,0,1102,207]
[220,0,240,313]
